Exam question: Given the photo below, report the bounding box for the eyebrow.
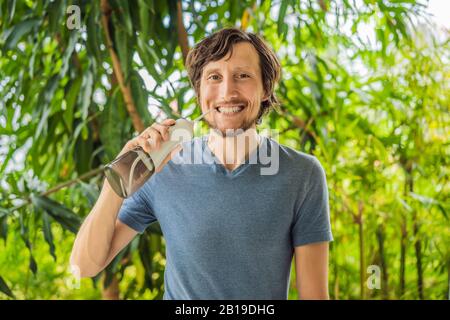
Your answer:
[203,66,256,76]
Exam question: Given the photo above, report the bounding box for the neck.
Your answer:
[207,126,260,171]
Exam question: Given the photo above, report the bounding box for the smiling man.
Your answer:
[70,28,333,300]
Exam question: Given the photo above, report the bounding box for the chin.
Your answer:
[220,124,257,136]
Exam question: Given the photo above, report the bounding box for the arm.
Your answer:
[294,241,330,300]
[70,180,138,278]
[70,118,178,278]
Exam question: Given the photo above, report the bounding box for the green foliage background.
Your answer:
[0,0,448,299]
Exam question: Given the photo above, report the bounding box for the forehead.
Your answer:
[202,42,260,73]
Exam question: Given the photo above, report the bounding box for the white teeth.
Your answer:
[217,105,244,113]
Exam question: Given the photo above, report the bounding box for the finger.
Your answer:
[161,118,176,126]
[138,129,155,152]
[136,136,151,153]
[152,123,171,141]
[145,127,163,150]
[127,138,142,150]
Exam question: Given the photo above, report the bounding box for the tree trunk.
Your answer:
[447,258,450,300]
[332,185,339,300]
[399,216,407,298]
[356,202,365,299]
[405,165,424,299]
[102,274,120,300]
[413,212,424,299]
[333,258,339,300]
[376,225,389,299]
[175,0,189,64]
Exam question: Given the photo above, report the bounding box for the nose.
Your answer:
[220,75,238,101]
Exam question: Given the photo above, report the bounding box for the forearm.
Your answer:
[70,179,124,277]
[297,283,330,300]
[295,242,330,300]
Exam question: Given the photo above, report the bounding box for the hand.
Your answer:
[118,118,176,155]
[117,118,181,172]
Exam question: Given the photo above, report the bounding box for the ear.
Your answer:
[261,91,270,102]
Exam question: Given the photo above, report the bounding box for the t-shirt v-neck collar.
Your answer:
[201,135,265,177]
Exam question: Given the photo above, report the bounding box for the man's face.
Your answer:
[199,42,268,136]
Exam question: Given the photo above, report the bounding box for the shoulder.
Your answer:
[266,137,326,181]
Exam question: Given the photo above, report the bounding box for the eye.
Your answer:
[208,74,221,80]
[238,73,250,79]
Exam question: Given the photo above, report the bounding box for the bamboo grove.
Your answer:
[0,0,448,299]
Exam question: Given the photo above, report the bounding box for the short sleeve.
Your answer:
[117,185,157,234]
[291,157,333,247]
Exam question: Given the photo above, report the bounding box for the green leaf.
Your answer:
[7,0,16,24]
[34,74,60,139]
[42,211,56,261]
[138,232,153,289]
[138,0,150,37]
[409,192,448,220]
[136,37,163,83]
[103,245,130,288]
[118,0,133,36]
[74,126,93,175]
[397,196,413,212]
[60,31,79,78]
[130,70,151,126]
[0,216,8,243]
[31,195,81,234]
[28,38,40,78]
[99,89,125,160]
[0,208,10,219]
[64,76,83,132]
[86,3,102,63]
[371,135,388,162]
[113,19,130,82]
[0,276,15,299]
[146,222,162,235]
[0,146,15,174]
[277,0,289,38]
[47,0,66,34]
[79,69,94,121]
[79,182,100,207]
[29,254,38,275]
[19,213,31,249]
[1,17,40,52]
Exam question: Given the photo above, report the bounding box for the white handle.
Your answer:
[147,119,194,169]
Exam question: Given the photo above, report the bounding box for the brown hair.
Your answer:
[186,28,282,124]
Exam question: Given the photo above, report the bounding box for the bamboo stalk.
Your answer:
[400,216,407,298]
[376,225,389,299]
[176,0,189,64]
[278,106,318,141]
[406,164,424,299]
[357,201,365,299]
[413,212,424,299]
[447,258,450,300]
[100,0,145,133]
[332,181,339,300]
[102,274,120,300]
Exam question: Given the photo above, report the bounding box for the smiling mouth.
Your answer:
[214,104,246,114]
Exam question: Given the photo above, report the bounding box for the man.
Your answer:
[70,28,333,300]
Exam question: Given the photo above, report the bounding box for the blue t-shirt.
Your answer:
[118,134,333,299]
